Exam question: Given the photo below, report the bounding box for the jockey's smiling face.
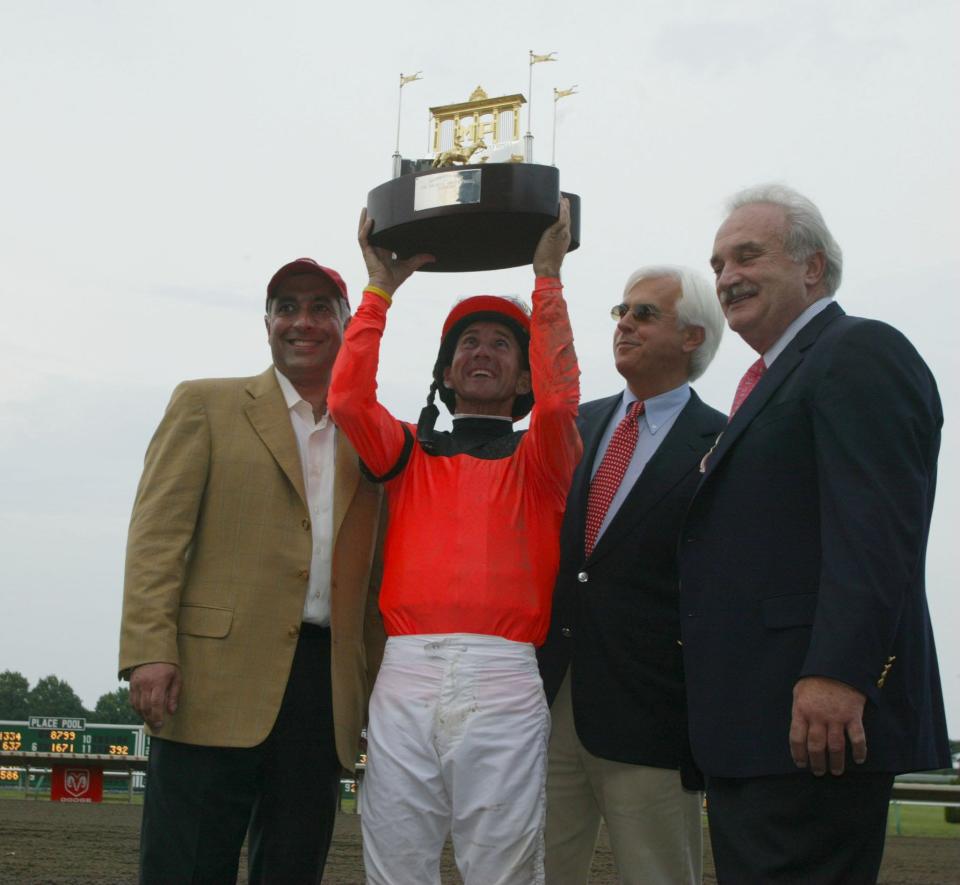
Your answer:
[443,321,531,417]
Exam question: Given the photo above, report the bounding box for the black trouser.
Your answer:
[706,770,894,885]
[140,624,341,885]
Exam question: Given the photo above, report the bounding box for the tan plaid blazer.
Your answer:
[119,368,385,769]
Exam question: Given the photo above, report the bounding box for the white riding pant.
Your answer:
[361,633,550,885]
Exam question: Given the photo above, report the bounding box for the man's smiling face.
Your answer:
[710,202,820,354]
[265,273,345,383]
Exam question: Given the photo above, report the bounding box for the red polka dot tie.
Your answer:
[585,400,645,558]
[729,357,766,419]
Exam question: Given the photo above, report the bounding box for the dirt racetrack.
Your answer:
[1,799,958,884]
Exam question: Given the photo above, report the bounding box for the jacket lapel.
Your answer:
[333,433,360,541]
[701,302,844,481]
[244,368,308,508]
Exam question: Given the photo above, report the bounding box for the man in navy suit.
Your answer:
[681,184,949,884]
[538,265,726,884]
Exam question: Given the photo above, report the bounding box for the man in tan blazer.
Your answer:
[119,258,385,884]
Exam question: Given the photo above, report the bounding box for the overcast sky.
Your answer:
[2,1,958,736]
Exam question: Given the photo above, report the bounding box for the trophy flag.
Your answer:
[552,86,578,166]
[526,51,557,161]
[395,71,424,176]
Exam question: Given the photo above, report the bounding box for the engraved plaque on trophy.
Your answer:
[367,81,581,273]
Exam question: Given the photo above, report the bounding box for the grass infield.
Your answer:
[2,790,957,837]
[887,802,960,838]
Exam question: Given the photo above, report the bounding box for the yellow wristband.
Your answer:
[365,285,392,306]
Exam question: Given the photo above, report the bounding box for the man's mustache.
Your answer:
[719,282,759,306]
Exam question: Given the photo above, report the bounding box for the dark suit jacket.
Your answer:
[679,303,949,778]
[538,390,725,787]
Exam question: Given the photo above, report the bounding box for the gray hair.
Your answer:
[621,265,725,382]
[727,183,843,296]
[333,297,351,328]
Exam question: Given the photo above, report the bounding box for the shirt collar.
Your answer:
[274,368,329,429]
[623,382,690,435]
[274,368,302,409]
[764,296,834,367]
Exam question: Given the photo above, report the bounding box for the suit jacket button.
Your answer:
[301,519,311,531]
[561,627,572,638]
[288,625,300,637]
[298,569,309,580]
[577,571,588,583]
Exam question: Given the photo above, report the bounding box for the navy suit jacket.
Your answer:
[538,390,725,788]
[679,302,949,778]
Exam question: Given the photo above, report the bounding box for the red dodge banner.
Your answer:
[51,765,103,803]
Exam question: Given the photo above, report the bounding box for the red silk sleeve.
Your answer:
[524,277,583,506]
[328,290,409,476]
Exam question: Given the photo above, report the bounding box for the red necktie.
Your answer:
[729,357,766,419]
[585,400,644,557]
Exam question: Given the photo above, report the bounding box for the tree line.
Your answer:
[0,670,141,726]
[3,669,956,755]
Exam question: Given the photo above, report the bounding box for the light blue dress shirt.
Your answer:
[590,382,691,542]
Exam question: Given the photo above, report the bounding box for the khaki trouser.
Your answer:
[544,672,703,885]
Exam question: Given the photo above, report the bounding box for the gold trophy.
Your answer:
[366,55,581,272]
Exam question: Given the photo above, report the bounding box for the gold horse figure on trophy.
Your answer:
[432,133,488,168]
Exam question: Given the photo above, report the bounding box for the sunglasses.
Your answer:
[610,303,678,322]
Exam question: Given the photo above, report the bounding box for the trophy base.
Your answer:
[366,163,580,273]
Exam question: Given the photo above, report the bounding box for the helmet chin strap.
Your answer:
[416,382,440,452]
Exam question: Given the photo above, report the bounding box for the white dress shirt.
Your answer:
[275,369,336,626]
[762,296,835,368]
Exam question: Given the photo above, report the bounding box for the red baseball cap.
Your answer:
[266,258,349,309]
